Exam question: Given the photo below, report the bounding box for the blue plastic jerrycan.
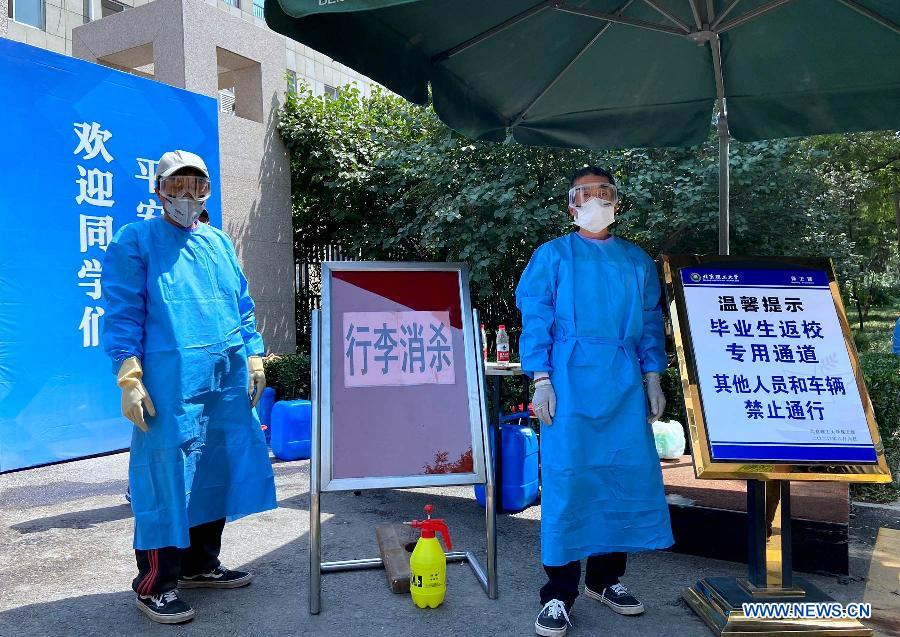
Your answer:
[474,420,539,513]
[255,387,277,443]
[270,399,312,461]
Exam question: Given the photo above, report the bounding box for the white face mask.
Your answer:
[573,198,615,233]
[161,194,206,228]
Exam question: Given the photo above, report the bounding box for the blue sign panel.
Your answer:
[0,39,221,472]
[680,266,877,464]
[681,268,830,289]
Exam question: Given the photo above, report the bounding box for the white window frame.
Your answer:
[286,70,297,93]
[12,0,45,31]
[100,0,126,17]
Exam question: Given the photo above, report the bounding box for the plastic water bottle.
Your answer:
[496,324,510,364]
[480,323,487,362]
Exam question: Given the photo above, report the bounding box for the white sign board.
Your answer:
[681,267,876,464]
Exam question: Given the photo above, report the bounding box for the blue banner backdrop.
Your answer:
[0,38,221,472]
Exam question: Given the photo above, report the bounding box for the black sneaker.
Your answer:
[585,581,645,615]
[136,590,194,624]
[178,565,252,589]
[535,599,571,637]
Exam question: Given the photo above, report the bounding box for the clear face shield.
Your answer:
[568,181,618,233]
[567,182,618,208]
[157,175,211,227]
[157,175,211,201]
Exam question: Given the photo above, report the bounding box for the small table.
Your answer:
[483,362,532,512]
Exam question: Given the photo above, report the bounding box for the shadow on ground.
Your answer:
[10,503,134,533]
[1,456,890,637]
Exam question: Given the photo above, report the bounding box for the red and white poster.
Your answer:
[321,264,485,489]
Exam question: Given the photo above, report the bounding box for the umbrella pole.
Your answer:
[717,100,730,256]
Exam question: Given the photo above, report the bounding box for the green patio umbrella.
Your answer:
[265,0,900,254]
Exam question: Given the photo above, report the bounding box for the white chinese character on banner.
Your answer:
[75,166,115,207]
[136,199,163,220]
[80,214,114,252]
[79,306,105,347]
[77,258,103,300]
[135,158,159,193]
[73,122,114,162]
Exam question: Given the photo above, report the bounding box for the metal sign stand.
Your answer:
[682,478,873,636]
[661,255,887,637]
[309,308,498,614]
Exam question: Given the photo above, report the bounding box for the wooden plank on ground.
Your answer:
[376,523,418,594]
[864,527,900,636]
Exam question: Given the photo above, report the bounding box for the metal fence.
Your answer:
[295,244,355,350]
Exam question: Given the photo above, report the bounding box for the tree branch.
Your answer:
[863,155,900,173]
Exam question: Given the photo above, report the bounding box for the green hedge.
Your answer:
[853,353,900,502]
[263,354,310,402]
[661,365,686,425]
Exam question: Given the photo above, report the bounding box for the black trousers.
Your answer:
[540,552,627,611]
[132,518,225,596]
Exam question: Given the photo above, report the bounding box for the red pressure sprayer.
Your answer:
[407,504,453,608]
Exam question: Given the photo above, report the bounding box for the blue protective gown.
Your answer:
[516,232,674,567]
[102,217,277,550]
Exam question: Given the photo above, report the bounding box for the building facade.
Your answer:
[2,0,368,354]
[3,0,371,98]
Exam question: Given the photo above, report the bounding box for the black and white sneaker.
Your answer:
[178,565,252,589]
[585,582,645,615]
[535,599,571,637]
[136,590,194,624]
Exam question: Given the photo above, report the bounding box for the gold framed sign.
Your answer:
[662,254,891,483]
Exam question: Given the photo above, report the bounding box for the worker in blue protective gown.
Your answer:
[518,167,673,637]
[102,150,276,625]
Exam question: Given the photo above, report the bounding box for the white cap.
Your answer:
[155,150,209,180]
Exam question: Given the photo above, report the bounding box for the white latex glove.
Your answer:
[532,377,556,426]
[644,372,666,424]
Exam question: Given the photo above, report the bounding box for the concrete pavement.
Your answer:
[1,452,894,637]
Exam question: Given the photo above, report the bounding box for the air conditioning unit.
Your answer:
[218,88,236,115]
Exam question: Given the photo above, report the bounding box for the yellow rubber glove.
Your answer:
[117,357,155,433]
[248,355,266,408]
